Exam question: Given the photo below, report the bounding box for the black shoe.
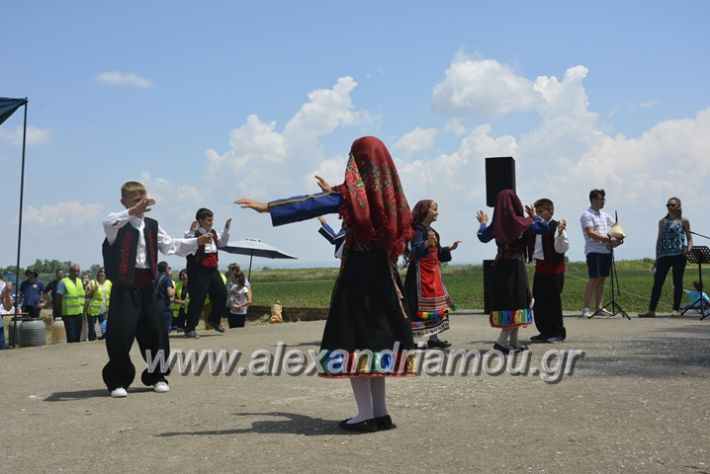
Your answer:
[184,330,199,338]
[546,336,564,344]
[493,343,513,354]
[512,343,529,352]
[339,418,377,432]
[375,415,396,430]
[530,334,549,343]
[206,323,225,333]
[427,339,451,348]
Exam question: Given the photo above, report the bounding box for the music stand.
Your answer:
[591,237,630,319]
[681,246,710,319]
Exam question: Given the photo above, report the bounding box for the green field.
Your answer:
[249,259,710,313]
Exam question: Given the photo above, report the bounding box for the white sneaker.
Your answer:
[581,307,593,318]
[671,310,681,317]
[597,308,613,317]
[153,381,170,393]
[110,387,128,398]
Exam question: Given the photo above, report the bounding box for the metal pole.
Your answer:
[12,99,28,348]
[248,252,253,281]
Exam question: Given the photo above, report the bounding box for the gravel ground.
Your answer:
[1,312,709,474]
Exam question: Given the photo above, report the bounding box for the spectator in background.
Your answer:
[171,269,189,333]
[639,197,693,318]
[580,189,623,317]
[227,269,251,328]
[155,261,175,333]
[56,263,85,343]
[227,262,250,290]
[85,267,112,341]
[43,268,65,320]
[19,269,45,318]
[0,275,14,350]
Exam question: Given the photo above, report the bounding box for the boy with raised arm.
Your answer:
[101,181,212,398]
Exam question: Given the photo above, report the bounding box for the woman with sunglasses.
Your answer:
[639,197,693,317]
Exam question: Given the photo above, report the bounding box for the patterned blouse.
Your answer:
[657,217,686,258]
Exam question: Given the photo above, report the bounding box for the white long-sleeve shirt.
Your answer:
[184,225,230,256]
[103,210,199,269]
[533,224,569,260]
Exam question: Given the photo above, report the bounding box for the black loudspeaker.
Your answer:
[483,260,495,314]
[485,157,516,207]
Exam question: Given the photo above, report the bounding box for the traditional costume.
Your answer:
[405,223,454,337]
[266,137,416,377]
[477,190,547,328]
[529,219,569,341]
[101,210,198,394]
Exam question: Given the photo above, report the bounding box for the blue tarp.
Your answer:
[0,97,27,126]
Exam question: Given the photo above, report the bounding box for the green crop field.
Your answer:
[248,259,710,314]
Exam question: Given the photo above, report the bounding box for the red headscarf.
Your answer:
[334,136,413,262]
[490,189,532,245]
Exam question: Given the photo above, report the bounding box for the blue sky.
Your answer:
[2,1,709,272]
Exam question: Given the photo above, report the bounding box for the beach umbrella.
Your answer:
[220,238,297,280]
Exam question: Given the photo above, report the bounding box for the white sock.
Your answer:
[348,378,374,423]
[509,328,519,347]
[496,329,511,347]
[370,378,387,418]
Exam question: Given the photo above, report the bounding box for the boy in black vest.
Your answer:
[184,208,231,337]
[102,181,212,398]
[529,198,569,343]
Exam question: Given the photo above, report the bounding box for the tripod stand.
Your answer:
[681,245,710,319]
[591,236,630,319]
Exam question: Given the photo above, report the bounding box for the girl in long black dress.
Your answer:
[476,190,548,353]
[237,136,415,432]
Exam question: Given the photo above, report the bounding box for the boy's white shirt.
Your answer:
[183,225,231,255]
[533,220,570,260]
[103,210,199,269]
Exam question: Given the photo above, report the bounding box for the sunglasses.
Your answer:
[666,203,677,208]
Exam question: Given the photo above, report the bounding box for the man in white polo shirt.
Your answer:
[580,189,623,317]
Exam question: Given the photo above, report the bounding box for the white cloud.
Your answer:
[521,66,603,164]
[398,124,517,207]
[136,173,207,225]
[206,77,369,198]
[96,71,153,88]
[432,54,538,117]
[207,114,287,173]
[283,76,370,149]
[393,127,438,155]
[422,55,710,263]
[308,155,347,190]
[24,201,103,226]
[96,61,710,267]
[443,119,467,136]
[640,100,660,109]
[0,126,52,147]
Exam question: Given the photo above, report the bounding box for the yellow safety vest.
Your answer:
[61,277,85,316]
[87,279,112,316]
[204,272,227,306]
[172,279,188,318]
